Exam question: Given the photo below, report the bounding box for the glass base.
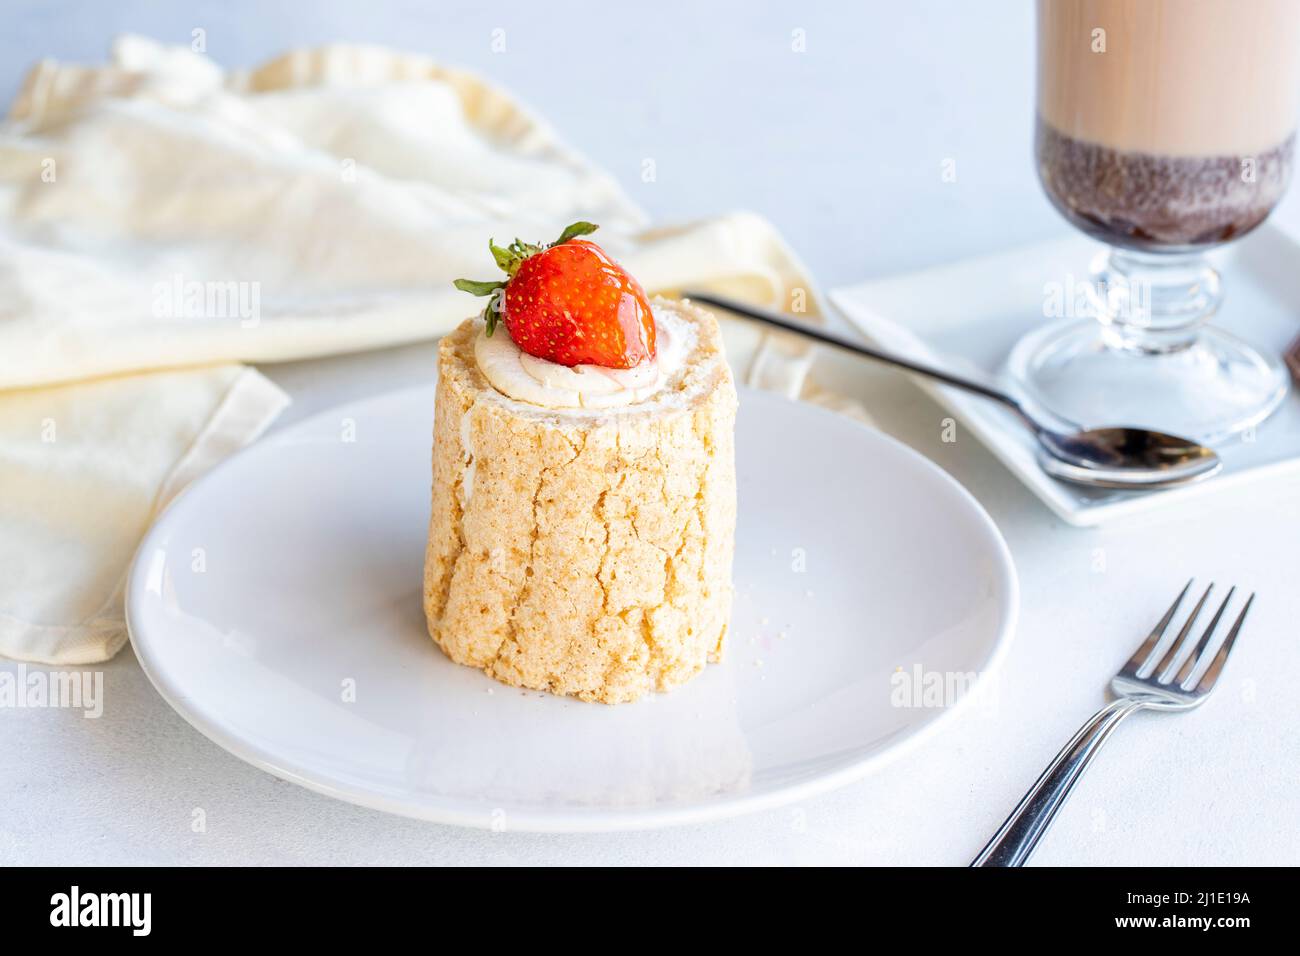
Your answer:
[1008,319,1289,443]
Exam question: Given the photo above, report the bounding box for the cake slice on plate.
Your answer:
[424,223,737,703]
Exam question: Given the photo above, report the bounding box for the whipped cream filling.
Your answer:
[474,305,692,409]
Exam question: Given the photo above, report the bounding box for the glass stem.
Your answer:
[1092,248,1222,354]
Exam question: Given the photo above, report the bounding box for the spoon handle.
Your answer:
[682,291,1030,421]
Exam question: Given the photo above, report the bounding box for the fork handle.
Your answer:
[971,699,1145,866]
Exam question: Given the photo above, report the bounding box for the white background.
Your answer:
[3,0,1299,865]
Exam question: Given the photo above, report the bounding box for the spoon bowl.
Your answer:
[1036,427,1222,489]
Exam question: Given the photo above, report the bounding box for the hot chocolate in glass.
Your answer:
[1011,0,1300,440]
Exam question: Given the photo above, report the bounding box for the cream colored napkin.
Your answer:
[0,36,826,665]
[0,367,287,663]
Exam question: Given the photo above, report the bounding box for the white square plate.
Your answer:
[831,226,1300,526]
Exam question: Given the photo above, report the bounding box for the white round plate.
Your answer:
[127,385,1017,832]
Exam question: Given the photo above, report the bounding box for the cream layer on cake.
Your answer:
[474,306,693,409]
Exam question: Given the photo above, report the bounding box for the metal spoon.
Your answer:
[683,291,1221,490]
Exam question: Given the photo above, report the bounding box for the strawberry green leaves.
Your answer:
[551,221,599,246]
[454,222,602,337]
[452,278,505,296]
[487,238,541,277]
[452,277,506,336]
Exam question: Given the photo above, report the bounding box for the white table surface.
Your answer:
[3,0,1299,866]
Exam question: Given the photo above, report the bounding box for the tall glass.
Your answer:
[1010,0,1300,441]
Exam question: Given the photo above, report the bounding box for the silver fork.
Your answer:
[971,580,1254,867]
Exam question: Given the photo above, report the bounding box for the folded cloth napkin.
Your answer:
[0,36,829,665]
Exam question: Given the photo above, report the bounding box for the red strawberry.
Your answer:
[454,222,655,369]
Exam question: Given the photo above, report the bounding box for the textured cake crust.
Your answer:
[423,299,738,704]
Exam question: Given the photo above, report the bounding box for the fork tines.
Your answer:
[1124,579,1255,693]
